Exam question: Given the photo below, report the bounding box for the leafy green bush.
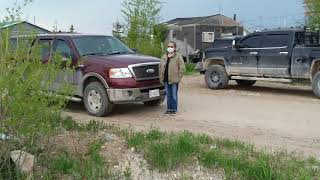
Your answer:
[0,1,73,178]
[185,63,196,75]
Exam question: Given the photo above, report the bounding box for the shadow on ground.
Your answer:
[66,101,162,116]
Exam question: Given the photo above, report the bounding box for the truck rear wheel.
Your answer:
[236,80,256,87]
[205,65,229,89]
[312,71,320,98]
[83,81,114,117]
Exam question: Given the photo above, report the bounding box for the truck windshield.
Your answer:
[72,36,134,56]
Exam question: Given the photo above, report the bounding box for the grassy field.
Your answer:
[126,129,320,179]
[3,117,320,179]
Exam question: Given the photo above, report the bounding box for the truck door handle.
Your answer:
[250,52,258,56]
[279,52,288,55]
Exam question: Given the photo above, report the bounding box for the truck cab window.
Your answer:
[38,39,53,61]
[262,34,289,48]
[240,35,261,48]
[295,32,320,46]
[295,32,304,45]
[55,39,72,58]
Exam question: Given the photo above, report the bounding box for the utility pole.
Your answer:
[218,4,223,24]
[193,24,196,52]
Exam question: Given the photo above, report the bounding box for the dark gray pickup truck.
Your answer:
[199,28,320,97]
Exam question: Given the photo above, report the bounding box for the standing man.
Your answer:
[159,41,186,116]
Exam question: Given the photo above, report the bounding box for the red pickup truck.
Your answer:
[12,34,165,116]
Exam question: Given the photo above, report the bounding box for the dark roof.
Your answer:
[164,14,241,26]
[0,21,51,33]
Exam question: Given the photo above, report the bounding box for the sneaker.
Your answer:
[164,111,171,115]
[170,111,177,116]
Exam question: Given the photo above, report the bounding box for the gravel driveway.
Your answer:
[65,75,320,157]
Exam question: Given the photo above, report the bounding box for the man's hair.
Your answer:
[168,41,177,48]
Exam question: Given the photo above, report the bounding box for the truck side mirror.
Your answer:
[232,40,236,48]
[131,48,138,54]
[232,40,240,49]
[232,39,243,49]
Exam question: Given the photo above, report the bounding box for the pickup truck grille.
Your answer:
[129,63,159,81]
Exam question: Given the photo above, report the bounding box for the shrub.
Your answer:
[185,63,196,75]
[0,1,73,178]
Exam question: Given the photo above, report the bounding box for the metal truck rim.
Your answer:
[87,90,102,112]
[211,71,221,83]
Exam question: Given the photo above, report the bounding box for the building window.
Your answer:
[202,32,215,43]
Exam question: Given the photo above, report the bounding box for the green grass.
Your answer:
[59,116,106,133]
[50,151,76,174]
[126,129,320,179]
[31,119,128,179]
[128,130,199,171]
[185,63,196,75]
[46,139,111,179]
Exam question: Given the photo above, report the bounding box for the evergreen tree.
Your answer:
[69,24,75,33]
[112,21,124,41]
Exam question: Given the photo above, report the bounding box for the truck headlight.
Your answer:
[109,68,133,79]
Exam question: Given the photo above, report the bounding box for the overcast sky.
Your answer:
[0,0,305,34]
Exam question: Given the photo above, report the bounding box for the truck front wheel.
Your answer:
[83,81,114,117]
[312,71,320,98]
[236,80,256,87]
[205,65,229,89]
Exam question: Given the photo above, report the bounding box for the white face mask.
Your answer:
[167,47,175,53]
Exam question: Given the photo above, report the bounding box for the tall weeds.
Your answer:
[0,1,73,178]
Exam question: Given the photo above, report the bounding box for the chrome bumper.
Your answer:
[107,86,165,104]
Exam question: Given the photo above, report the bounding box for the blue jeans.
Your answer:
[164,82,179,112]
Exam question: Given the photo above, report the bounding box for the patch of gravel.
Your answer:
[101,132,224,180]
[114,148,224,180]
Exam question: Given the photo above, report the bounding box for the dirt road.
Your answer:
[65,75,320,157]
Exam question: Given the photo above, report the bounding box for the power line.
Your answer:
[238,13,306,31]
[239,13,305,23]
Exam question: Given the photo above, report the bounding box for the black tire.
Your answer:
[236,80,256,87]
[83,81,113,117]
[312,71,320,98]
[205,65,229,89]
[143,96,165,106]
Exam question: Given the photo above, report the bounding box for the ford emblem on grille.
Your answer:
[146,69,155,74]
